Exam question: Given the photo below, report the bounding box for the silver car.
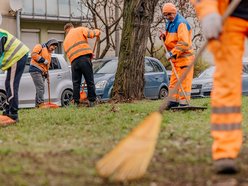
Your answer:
[191,58,248,98]
[0,54,73,109]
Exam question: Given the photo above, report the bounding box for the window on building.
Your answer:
[34,0,46,15]
[70,0,82,17]
[21,29,40,50]
[59,0,70,17]
[22,0,33,15]
[47,0,58,16]
[22,0,84,19]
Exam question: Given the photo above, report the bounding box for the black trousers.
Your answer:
[71,55,96,103]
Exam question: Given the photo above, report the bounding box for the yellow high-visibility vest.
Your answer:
[0,29,29,71]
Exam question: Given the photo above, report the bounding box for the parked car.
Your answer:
[90,56,170,101]
[0,54,73,110]
[191,58,248,98]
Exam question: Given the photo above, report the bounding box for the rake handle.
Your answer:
[158,0,241,113]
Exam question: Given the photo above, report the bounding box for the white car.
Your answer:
[0,54,73,109]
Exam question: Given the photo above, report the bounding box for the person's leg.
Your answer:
[81,58,96,104]
[71,58,83,105]
[210,17,247,173]
[5,54,27,121]
[30,71,45,107]
[178,59,194,106]
[166,67,179,109]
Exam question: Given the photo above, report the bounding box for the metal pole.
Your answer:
[16,9,21,39]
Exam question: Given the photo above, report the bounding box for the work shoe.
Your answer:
[165,101,179,110]
[214,158,238,174]
[0,115,16,127]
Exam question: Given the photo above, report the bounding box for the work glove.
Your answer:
[165,52,172,60]
[43,60,48,65]
[201,13,222,39]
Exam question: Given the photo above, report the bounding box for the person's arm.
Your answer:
[31,44,47,64]
[82,27,101,39]
[190,0,219,20]
[190,0,222,39]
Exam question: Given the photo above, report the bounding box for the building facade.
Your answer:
[0,0,87,54]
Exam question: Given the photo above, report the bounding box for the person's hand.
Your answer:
[159,30,166,41]
[43,72,48,79]
[165,52,172,60]
[44,60,48,65]
[201,13,222,39]
[159,33,166,41]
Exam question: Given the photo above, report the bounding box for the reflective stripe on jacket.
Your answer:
[163,13,194,66]
[0,29,29,71]
[63,27,100,63]
[30,44,51,73]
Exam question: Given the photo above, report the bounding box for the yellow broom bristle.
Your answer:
[96,111,162,181]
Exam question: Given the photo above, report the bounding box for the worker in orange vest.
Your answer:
[29,39,58,107]
[191,0,247,174]
[160,3,195,109]
[63,23,101,107]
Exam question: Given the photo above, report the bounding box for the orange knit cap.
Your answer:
[162,3,177,14]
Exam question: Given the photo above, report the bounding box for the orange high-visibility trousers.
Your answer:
[169,56,194,105]
[210,17,248,160]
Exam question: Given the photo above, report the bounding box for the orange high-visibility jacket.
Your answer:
[191,0,248,20]
[63,27,100,63]
[163,13,194,67]
[31,44,51,73]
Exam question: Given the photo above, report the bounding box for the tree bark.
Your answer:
[113,0,159,101]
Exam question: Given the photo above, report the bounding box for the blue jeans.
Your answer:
[4,54,27,120]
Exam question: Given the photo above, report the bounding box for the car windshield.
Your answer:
[198,67,215,78]
[94,59,118,74]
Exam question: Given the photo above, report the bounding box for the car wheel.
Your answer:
[0,92,7,111]
[61,89,73,107]
[159,87,168,99]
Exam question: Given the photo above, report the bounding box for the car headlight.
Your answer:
[95,80,107,89]
[202,82,213,89]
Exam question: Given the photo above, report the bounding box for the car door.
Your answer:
[242,63,248,95]
[19,58,36,107]
[144,58,164,98]
[45,57,63,103]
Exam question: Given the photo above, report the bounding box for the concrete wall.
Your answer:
[0,0,17,36]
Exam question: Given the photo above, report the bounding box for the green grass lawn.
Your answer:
[1,97,248,186]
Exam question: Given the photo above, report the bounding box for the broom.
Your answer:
[96,0,241,181]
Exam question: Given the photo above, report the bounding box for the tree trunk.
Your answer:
[113,0,159,101]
